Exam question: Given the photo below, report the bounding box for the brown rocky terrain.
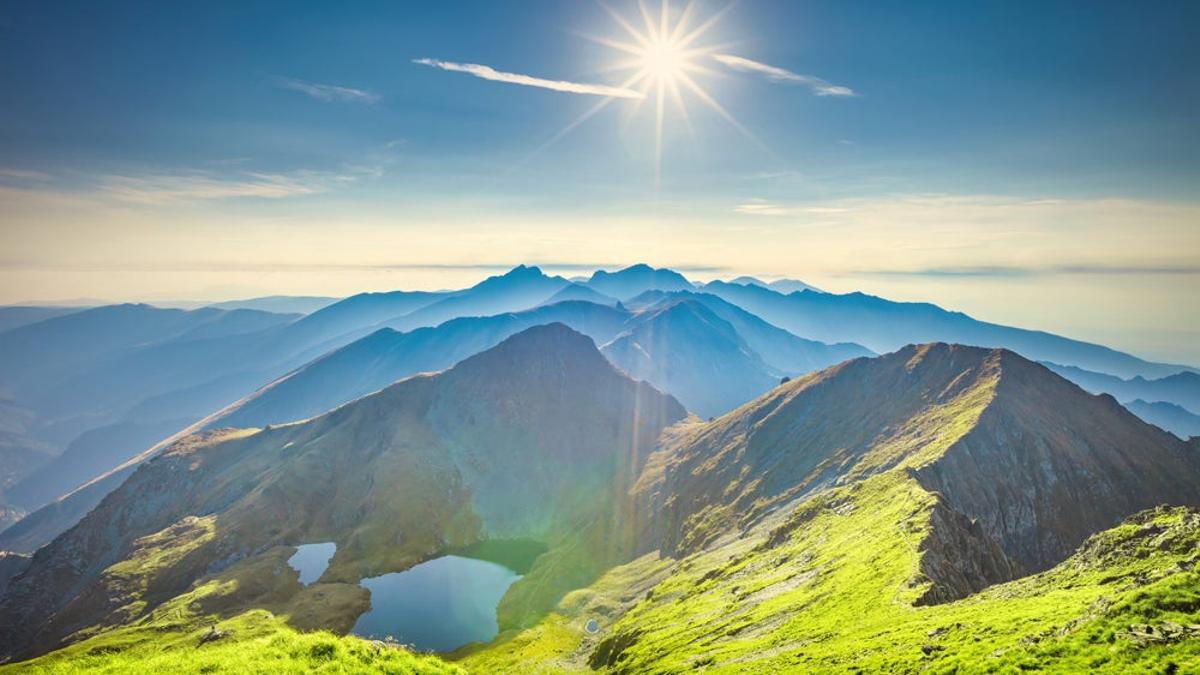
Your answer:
[634,343,1200,593]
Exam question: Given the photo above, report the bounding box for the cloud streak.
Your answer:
[96,172,339,204]
[713,54,855,97]
[0,168,53,182]
[734,199,848,216]
[0,168,378,206]
[414,58,645,99]
[854,264,1200,278]
[277,77,380,103]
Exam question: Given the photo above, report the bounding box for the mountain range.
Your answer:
[1,264,1194,556]
[207,292,868,432]
[1123,399,1200,439]
[0,325,1197,672]
[1042,361,1200,412]
[1,264,1198,672]
[699,280,1193,380]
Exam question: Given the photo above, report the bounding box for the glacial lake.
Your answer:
[287,542,336,585]
[351,539,546,652]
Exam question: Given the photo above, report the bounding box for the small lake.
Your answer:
[351,539,546,652]
[287,542,336,585]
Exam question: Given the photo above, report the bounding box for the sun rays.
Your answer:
[571,0,750,189]
[488,1,771,187]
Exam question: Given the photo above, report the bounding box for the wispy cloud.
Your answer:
[724,194,1200,288]
[98,172,334,204]
[413,58,645,99]
[734,199,848,216]
[0,168,54,182]
[0,259,731,275]
[276,77,380,103]
[854,264,1200,278]
[1,169,375,206]
[713,54,856,97]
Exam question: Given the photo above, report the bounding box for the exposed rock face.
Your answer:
[634,343,1200,598]
[635,344,1003,555]
[913,350,1200,572]
[914,496,1020,605]
[0,324,686,660]
[0,551,30,596]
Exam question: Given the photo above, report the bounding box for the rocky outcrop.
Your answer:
[0,551,30,596]
[634,343,1200,601]
[913,351,1200,572]
[913,496,1020,605]
[634,343,1002,555]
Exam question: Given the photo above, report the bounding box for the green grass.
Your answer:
[3,610,461,674]
[462,473,1200,673]
[8,434,1198,673]
[2,534,457,675]
[7,484,1198,673]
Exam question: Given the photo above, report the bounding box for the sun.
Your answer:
[638,36,689,84]
[540,1,750,190]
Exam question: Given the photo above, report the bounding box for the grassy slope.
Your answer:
[462,473,1200,673]
[4,611,459,674]
[4,543,458,675]
[6,470,1197,674]
[8,342,1198,672]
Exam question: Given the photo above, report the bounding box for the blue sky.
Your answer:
[4,1,1197,198]
[1,1,1198,361]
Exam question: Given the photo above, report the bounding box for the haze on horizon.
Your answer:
[1,0,1197,364]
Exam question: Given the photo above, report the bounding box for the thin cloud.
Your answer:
[853,264,1200,278]
[276,77,380,103]
[0,168,54,182]
[713,54,855,97]
[1,161,388,207]
[734,199,848,216]
[413,58,645,99]
[98,172,331,204]
[0,260,731,274]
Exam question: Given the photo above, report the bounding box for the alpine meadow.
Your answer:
[0,1,1198,673]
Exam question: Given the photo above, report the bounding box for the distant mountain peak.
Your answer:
[541,282,619,307]
[585,264,694,301]
[723,275,823,294]
[589,263,680,279]
[504,263,543,277]
[478,321,591,352]
[481,264,551,284]
[449,322,612,380]
[640,297,730,330]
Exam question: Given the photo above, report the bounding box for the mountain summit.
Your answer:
[585,264,694,301]
[0,324,686,659]
[637,343,1200,577]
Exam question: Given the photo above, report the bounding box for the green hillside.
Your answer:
[7,610,460,674]
[3,333,1198,673]
[462,481,1199,673]
[8,502,1197,673]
